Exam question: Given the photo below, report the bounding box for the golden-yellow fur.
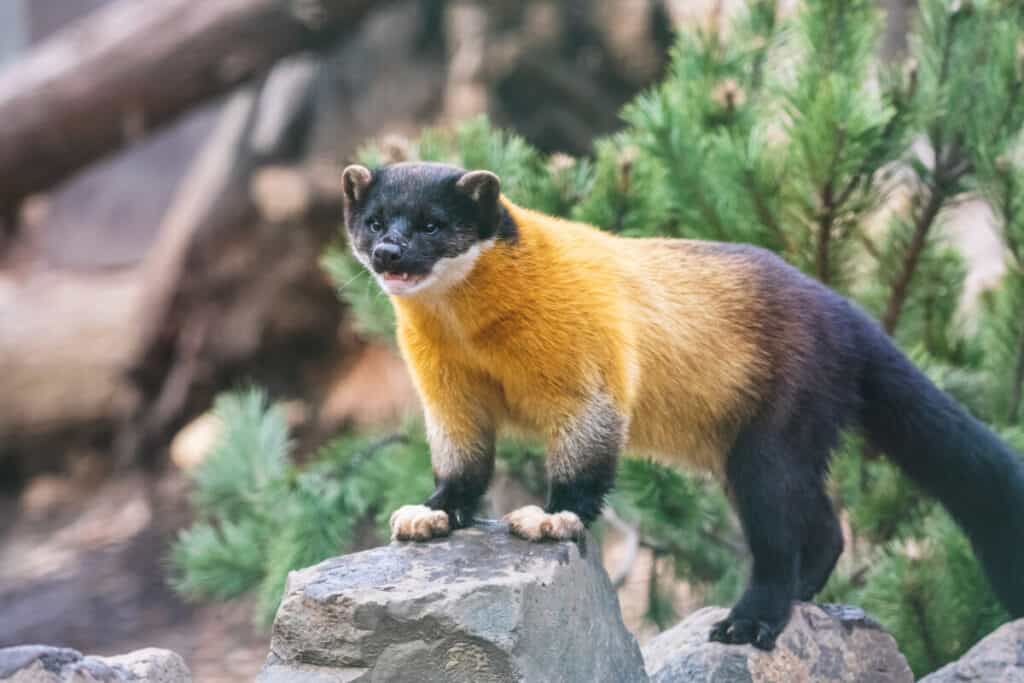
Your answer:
[393,199,771,476]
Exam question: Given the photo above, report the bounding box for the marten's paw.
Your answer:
[709,615,784,651]
[504,505,584,541]
[390,505,450,541]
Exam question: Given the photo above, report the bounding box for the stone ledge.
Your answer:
[259,520,647,683]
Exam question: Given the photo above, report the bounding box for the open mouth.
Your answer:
[377,271,428,293]
[379,271,425,284]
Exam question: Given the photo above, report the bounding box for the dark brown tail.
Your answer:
[859,323,1024,617]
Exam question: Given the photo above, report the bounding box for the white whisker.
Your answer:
[339,269,368,289]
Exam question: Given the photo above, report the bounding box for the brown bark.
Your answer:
[880,0,916,61]
[816,180,836,286]
[881,187,945,334]
[815,216,832,286]
[0,0,380,213]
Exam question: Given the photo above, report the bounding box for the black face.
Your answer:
[341,162,513,295]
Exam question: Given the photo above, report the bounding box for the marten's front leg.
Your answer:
[390,396,495,541]
[505,393,626,541]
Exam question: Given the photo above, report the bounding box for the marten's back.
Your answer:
[501,205,811,472]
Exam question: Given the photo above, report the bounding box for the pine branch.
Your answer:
[813,120,850,285]
[746,167,792,252]
[1006,232,1022,271]
[996,170,1021,269]
[849,563,871,587]
[1009,327,1024,424]
[857,228,883,261]
[816,178,837,284]
[693,191,731,242]
[832,64,915,212]
[926,7,963,158]
[645,548,678,630]
[1001,174,1024,424]
[909,588,942,671]
[651,125,730,240]
[748,0,779,94]
[881,184,946,334]
[704,527,747,557]
[879,2,993,335]
[994,79,1023,140]
[334,433,408,479]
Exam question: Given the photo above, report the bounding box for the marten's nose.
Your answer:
[372,243,403,271]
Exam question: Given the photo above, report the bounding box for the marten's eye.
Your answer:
[423,222,441,235]
[367,218,384,233]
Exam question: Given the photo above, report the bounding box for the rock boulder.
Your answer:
[0,646,190,683]
[259,520,647,683]
[919,618,1024,683]
[642,603,913,683]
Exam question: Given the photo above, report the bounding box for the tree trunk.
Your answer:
[880,0,916,61]
[0,0,380,213]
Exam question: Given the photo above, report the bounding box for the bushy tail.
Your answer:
[859,324,1024,617]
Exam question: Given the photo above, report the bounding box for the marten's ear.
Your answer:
[456,170,501,230]
[341,165,373,206]
[456,170,500,207]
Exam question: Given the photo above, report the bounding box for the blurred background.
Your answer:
[1,1,1020,681]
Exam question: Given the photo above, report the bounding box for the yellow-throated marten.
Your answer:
[341,161,1024,650]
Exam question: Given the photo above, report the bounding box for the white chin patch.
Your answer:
[377,239,494,298]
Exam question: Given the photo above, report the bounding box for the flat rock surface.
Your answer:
[259,520,647,683]
[642,603,913,683]
[0,645,191,682]
[919,618,1024,683]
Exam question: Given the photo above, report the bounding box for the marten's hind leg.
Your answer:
[710,424,802,650]
[797,489,843,600]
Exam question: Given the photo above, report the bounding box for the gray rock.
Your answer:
[259,520,648,683]
[919,618,1024,683]
[0,645,191,682]
[642,603,913,683]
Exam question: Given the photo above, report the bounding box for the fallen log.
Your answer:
[0,0,380,213]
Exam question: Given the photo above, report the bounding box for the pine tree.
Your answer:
[172,0,1024,674]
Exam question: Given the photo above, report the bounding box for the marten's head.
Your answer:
[341,162,514,297]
